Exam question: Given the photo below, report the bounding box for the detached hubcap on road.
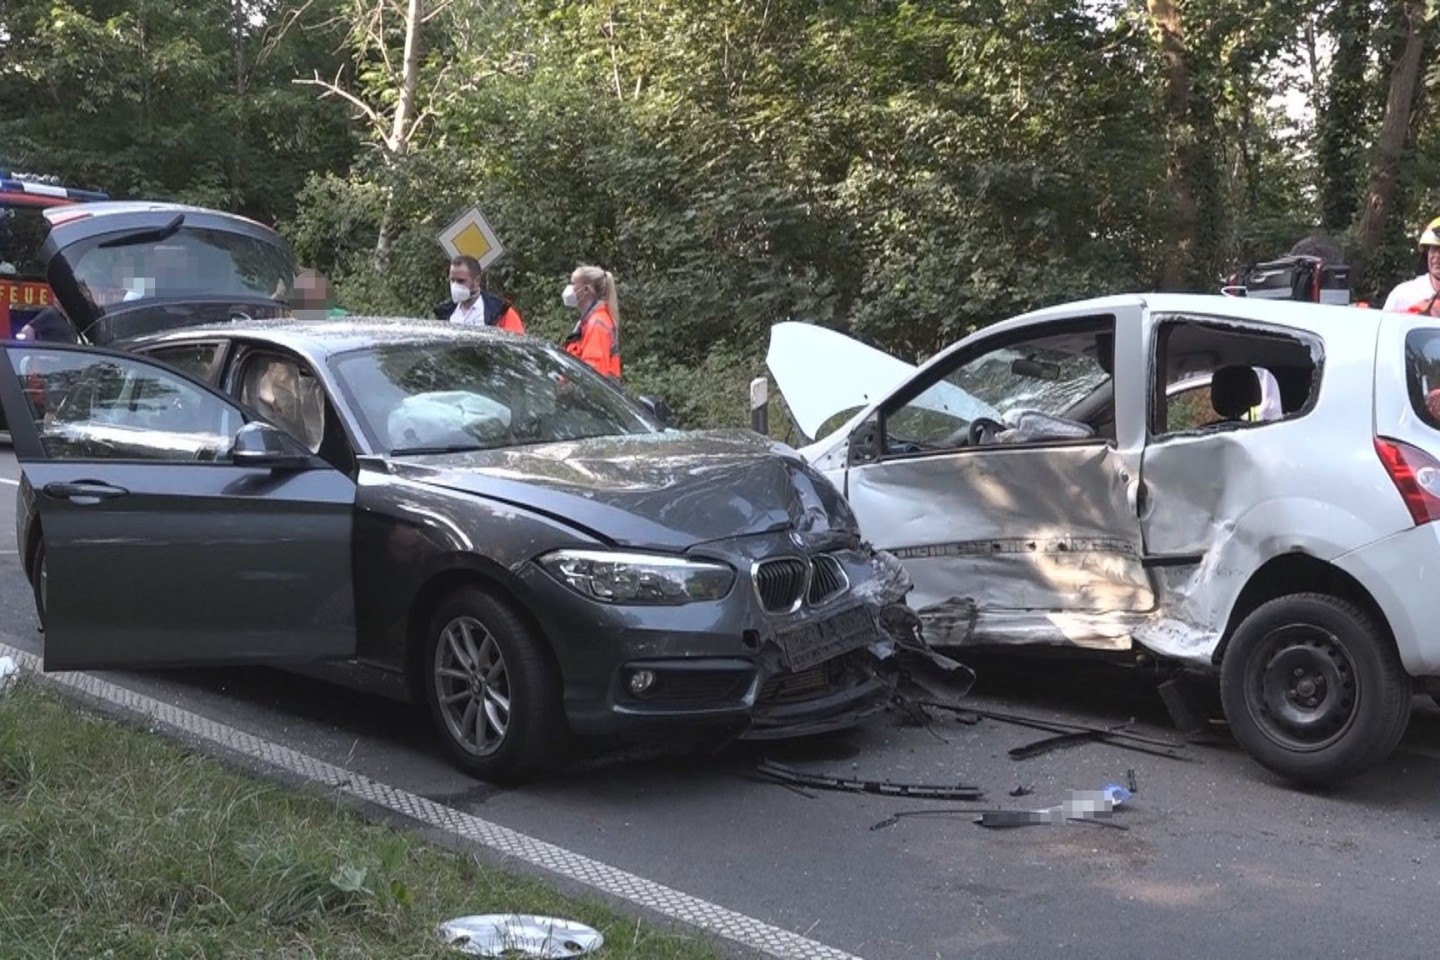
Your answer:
[1249,625,1357,752]
[434,616,510,757]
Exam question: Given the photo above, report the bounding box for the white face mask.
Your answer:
[562,283,579,308]
[449,280,473,304]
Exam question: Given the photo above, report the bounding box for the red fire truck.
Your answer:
[0,170,109,339]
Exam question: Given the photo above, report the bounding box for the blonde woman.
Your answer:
[561,265,622,380]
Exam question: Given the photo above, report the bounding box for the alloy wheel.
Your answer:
[432,615,512,757]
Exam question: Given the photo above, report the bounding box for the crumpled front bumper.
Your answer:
[520,542,974,741]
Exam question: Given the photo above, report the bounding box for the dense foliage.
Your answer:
[4,0,1437,431]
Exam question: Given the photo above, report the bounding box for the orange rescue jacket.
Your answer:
[565,302,622,379]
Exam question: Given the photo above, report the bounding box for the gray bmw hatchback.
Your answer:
[3,202,950,782]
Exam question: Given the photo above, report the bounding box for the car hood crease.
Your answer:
[386,429,861,551]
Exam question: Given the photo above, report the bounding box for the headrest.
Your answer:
[1211,366,1261,420]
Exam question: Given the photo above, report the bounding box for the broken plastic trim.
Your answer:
[911,700,1192,761]
[755,760,984,800]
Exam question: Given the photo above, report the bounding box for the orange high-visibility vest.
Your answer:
[565,302,621,379]
[495,303,525,334]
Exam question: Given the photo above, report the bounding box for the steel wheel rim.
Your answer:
[433,615,511,757]
[1245,624,1358,752]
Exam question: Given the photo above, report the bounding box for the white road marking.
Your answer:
[0,478,18,486]
[0,640,863,960]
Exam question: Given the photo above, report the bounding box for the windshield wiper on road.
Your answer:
[388,443,489,457]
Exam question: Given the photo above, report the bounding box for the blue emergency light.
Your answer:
[0,170,109,202]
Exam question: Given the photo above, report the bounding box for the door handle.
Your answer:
[42,480,130,503]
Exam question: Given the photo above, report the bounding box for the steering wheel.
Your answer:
[941,417,1005,447]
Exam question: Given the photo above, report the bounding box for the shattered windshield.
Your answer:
[949,345,1109,416]
[887,331,1110,446]
[330,339,660,455]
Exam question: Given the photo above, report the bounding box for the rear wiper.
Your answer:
[98,213,184,248]
[389,443,487,456]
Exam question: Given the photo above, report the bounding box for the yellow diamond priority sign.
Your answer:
[437,206,504,269]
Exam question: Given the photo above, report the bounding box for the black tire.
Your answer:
[1220,593,1412,785]
[31,538,46,632]
[422,586,567,784]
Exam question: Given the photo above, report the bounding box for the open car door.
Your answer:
[0,341,356,670]
[836,305,1155,651]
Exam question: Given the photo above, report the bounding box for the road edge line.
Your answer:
[0,641,865,960]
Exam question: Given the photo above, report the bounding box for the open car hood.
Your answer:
[765,322,919,442]
[387,429,863,552]
[765,321,1000,447]
[39,201,296,345]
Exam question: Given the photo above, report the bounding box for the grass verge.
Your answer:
[0,678,727,959]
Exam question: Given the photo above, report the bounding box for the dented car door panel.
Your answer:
[846,442,1155,648]
[1131,312,1408,664]
[835,305,1154,651]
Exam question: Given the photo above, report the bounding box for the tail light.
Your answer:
[1375,437,1440,525]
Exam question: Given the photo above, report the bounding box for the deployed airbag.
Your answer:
[388,391,512,449]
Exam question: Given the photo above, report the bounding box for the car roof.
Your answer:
[993,292,1378,336]
[125,316,531,357]
[41,199,268,227]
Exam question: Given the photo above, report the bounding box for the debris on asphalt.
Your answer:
[915,700,1192,761]
[1008,784,1034,797]
[755,760,983,800]
[974,784,1133,831]
[869,809,980,831]
[1157,676,1206,734]
[0,656,17,695]
[438,914,603,958]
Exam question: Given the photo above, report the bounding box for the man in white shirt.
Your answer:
[1383,216,1440,314]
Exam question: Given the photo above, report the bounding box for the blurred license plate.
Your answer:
[776,606,880,672]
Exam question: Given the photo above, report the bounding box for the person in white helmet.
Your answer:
[1383,216,1440,314]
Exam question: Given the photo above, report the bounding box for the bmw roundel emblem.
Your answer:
[789,530,805,547]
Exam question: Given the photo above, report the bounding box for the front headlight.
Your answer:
[538,549,735,604]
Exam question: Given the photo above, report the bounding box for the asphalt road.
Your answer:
[3,446,1440,960]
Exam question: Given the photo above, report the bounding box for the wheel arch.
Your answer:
[1213,552,1399,667]
[402,557,560,703]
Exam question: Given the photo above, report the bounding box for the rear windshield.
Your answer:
[1405,329,1440,427]
[0,203,50,279]
[61,225,293,311]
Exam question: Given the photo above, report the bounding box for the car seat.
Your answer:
[1209,365,1261,423]
[240,358,326,452]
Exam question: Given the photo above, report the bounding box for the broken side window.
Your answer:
[1150,315,1320,437]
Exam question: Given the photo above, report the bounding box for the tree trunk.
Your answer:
[1317,0,1372,232]
[374,0,425,271]
[1147,0,1195,290]
[231,0,247,212]
[1354,0,1426,260]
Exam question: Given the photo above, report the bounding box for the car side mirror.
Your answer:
[636,394,675,426]
[847,413,881,466]
[231,422,315,470]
